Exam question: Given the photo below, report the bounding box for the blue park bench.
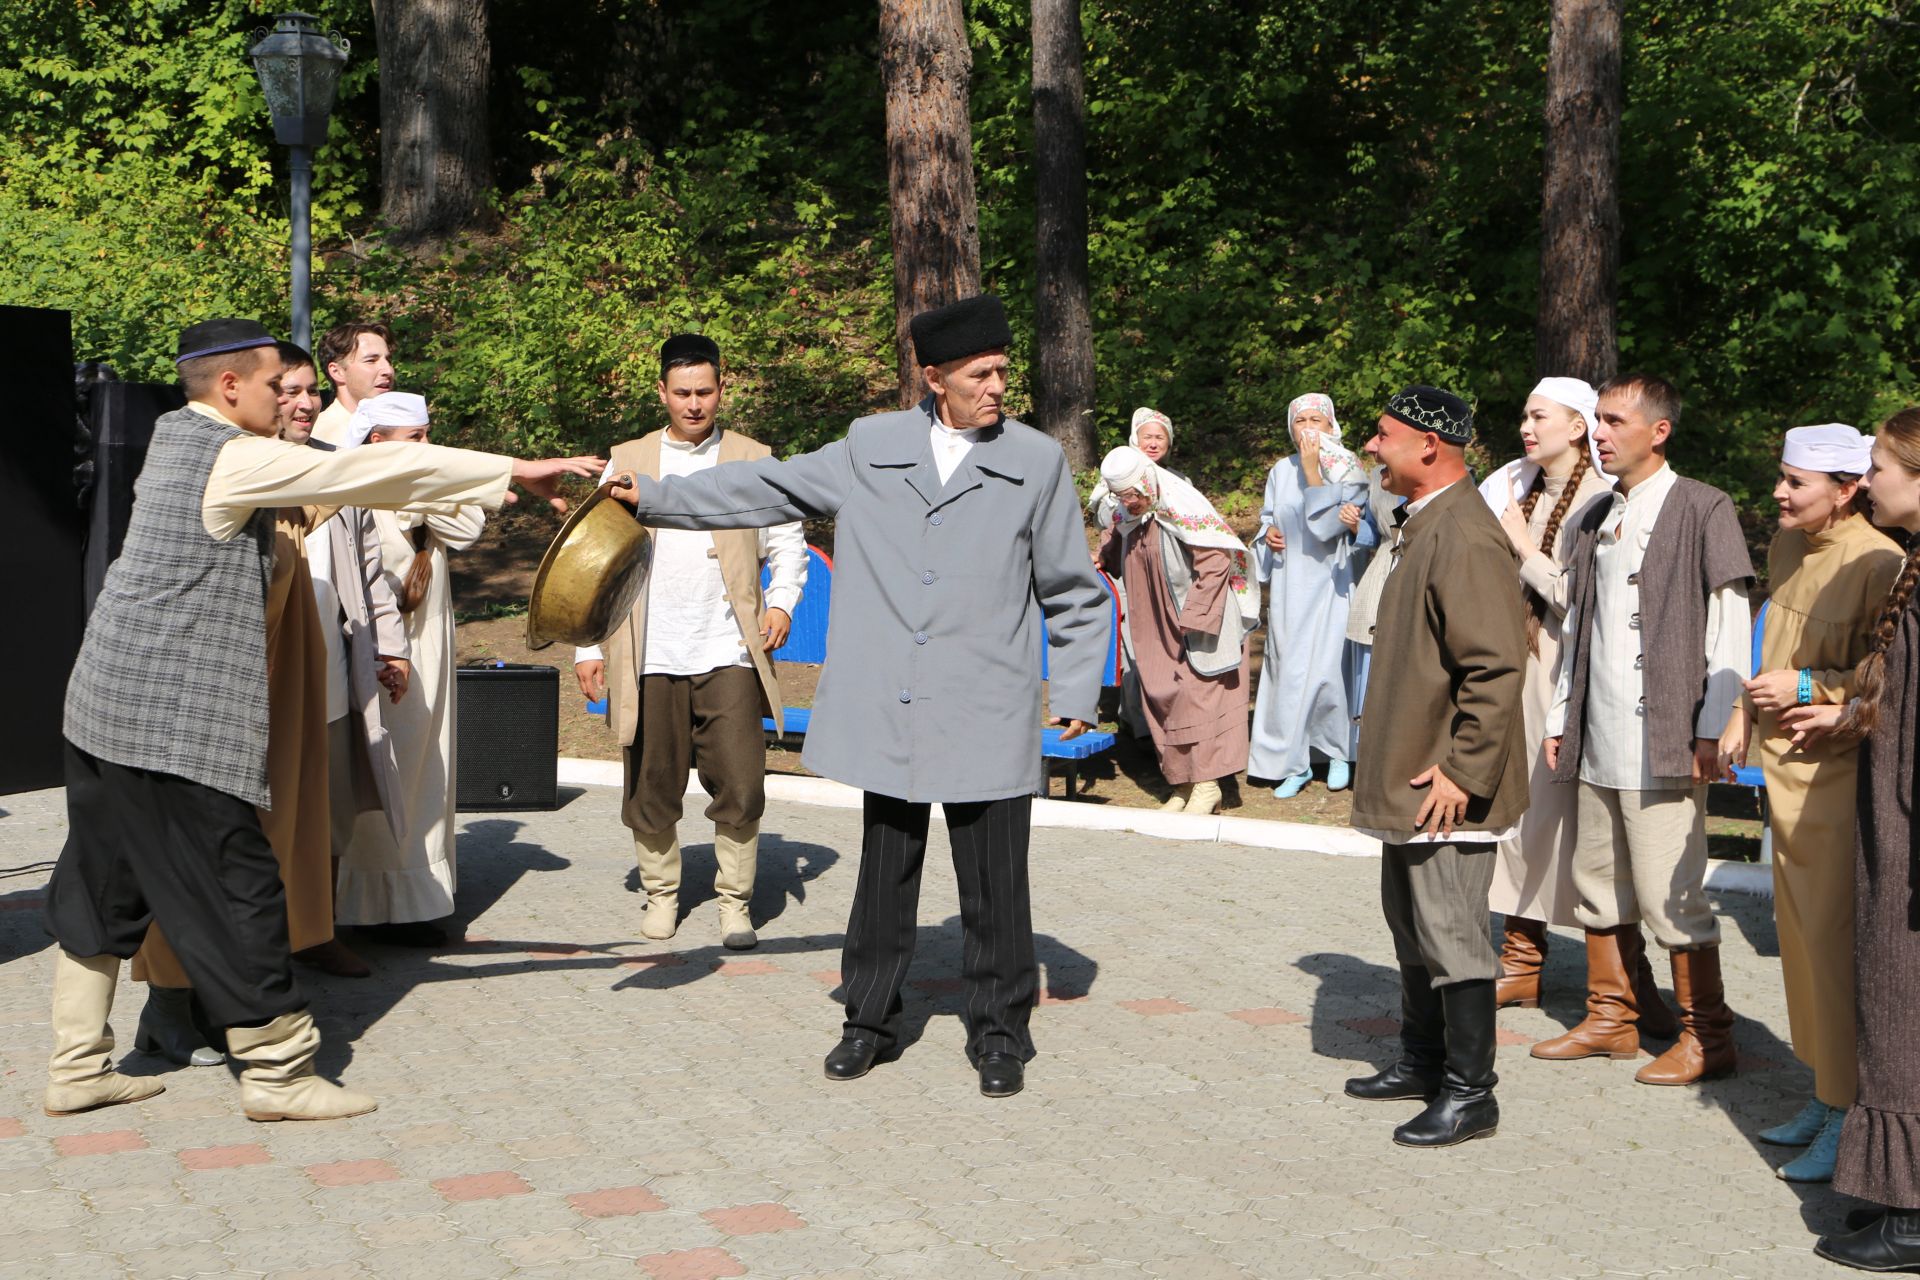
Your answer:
[759,549,1123,798]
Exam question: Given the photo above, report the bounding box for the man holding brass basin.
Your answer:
[607,296,1109,1099]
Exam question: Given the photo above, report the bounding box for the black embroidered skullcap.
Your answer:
[660,333,722,376]
[1384,384,1474,444]
[175,318,277,364]
[910,294,1013,368]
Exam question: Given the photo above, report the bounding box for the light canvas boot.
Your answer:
[225,1010,376,1122]
[634,826,681,941]
[713,822,760,951]
[1160,784,1192,812]
[45,950,165,1117]
[1185,780,1222,816]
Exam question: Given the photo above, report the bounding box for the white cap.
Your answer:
[345,391,430,450]
[1782,423,1872,475]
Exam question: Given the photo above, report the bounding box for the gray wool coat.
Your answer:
[622,397,1111,803]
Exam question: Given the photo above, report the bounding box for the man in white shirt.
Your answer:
[1540,373,1753,1085]
[311,321,395,446]
[575,335,806,950]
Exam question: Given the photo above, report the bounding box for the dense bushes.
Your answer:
[4,0,1918,522]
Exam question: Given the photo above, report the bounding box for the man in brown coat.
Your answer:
[1346,385,1529,1148]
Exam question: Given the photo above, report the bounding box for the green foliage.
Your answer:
[1,0,1917,529]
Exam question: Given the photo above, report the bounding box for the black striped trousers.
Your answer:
[841,792,1036,1065]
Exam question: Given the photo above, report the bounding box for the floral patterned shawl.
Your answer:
[1098,445,1260,626]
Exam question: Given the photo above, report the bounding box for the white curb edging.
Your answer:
[555,757,1773,898]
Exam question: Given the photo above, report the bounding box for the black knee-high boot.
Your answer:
[1393,978,1498,1146]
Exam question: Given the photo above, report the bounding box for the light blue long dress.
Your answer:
[1248,456,1365,781]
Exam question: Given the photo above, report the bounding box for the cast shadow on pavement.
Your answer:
[620,828,840,925]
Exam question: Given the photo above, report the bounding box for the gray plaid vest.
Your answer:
[64,407,275,805]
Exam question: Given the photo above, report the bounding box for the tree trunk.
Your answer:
[880,0,981,407]
[372,0,493,242]
[1535,0,1622,384]
[1031,0,1096,469]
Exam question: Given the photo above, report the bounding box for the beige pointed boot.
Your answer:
[45,950,166,1117]
[633,826,681,941]
[1185,780,1222,816]
[1160,784,1193,812]
[713,822,760,951]
[226,1010,376,1122]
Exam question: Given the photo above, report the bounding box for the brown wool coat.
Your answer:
[1350,479,1530,834]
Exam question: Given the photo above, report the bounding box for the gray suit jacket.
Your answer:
[625,397,1110,802]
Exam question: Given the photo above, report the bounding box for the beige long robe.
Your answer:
[1488,465,1613,924]
[1752,514,1902,1107]
[335,501,486,924]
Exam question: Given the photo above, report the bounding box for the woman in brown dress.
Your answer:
[1095,444,1256,816]
[1795,410,1920,1270]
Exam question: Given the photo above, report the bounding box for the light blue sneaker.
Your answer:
[1779,1106,1845,1182]
[1325,759,1351,792]
[1759,1098,1831,1147]
[1273,770,1314,799]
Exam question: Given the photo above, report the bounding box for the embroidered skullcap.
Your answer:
[1384,384,1473,444]
[346,391,430,450]
[1530,377,1599,436]
[1130,407,1173,445]
[1287,393,1341,437]
[1099,445,1155,497]
[660,333,722,376]
[175,318,277,364]
[910,294,1013,368]
[1782,423,1872,476]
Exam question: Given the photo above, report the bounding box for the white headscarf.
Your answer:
[1099,445,1259,626]
[1478,376,1611,513]
[1089,406,1178,520]
[345,391,430,451]
[1783,423,1872,475]
[1287,392,1362,484]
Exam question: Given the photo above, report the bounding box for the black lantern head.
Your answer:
[249,12,350,150]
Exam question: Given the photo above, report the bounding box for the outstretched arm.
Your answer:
[612,436,855,530]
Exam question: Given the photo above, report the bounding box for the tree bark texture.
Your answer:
[880,0,982,406]
[1031,0,1096,469]
[372,0,494,241]
[1535,0,1622,385]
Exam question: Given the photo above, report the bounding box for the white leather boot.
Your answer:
[713,823,760,950]
[225,1011,376,1122]
[45,950,165,1117]
[1186,780,1222,816]
[634,826,681,941]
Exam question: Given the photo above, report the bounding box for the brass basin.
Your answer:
[526,481,650,650]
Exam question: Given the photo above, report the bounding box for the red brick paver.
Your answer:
[567,1185,666,1218]
[1341,1016,1402,1038]
[909,977,966,995]
[0,1118,25,1139]
[702,1202,806,1235]
[709,959,780,976]
[622,952,687,969]
[179,1144,269,1171]
[1228,1007,1306,1026]
[306,1158,402,1187]
[1495,1028,1534,1047]
[636,1246,748,1280]
[432,1170,531,1201]
[1119,998,1196,1017]
[808,969,842,985]
[54,1130,146,1157]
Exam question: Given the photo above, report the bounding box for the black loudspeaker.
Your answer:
[0,307,83,795]
[456,663,560,810]
[79,379,184,612]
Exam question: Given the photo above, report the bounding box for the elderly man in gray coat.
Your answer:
[610,295,1109,1097]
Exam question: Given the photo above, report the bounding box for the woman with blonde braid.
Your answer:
[1791,413,1920,1271]
[1719,425,1900,1185]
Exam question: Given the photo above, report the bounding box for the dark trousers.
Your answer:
[1380,840,1500,987]
[842,792,1036,1064]
[621,666,767,836]
[44,743,303,1028]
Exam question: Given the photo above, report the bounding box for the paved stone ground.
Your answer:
[0,784,1859,1278]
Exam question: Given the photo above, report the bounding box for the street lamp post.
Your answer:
[249,12,349,353]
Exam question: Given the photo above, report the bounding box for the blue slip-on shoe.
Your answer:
[1273,771,1314,800]
[1759,1098,1831,1147]
[1779,1107,1845,1183]
[1325,759,1352,792]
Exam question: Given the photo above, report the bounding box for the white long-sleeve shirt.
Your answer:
[1546,464,1750,790]
[575,432,806,672]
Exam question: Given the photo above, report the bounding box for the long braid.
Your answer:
[1518,443,1593,655]
[1836,407,1920,738]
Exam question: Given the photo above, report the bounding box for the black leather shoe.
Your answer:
[1393,1091,1500,1147]
[1817,1210,1920,1272]
[823,1038,880,1081]
[134,987,224,1067]
[1344,1062,1442,1101]
[978,1053,1024,1098]
[1845,1206,1890,1233]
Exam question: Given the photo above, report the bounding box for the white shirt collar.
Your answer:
[664,428,720,454]
[1402,477,1460,519]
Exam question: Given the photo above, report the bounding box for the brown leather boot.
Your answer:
[1494,916,1548,1009]
[1632,934,1680,1040]
[1530,927,1642,1061]
[1635,945,1736,1085]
